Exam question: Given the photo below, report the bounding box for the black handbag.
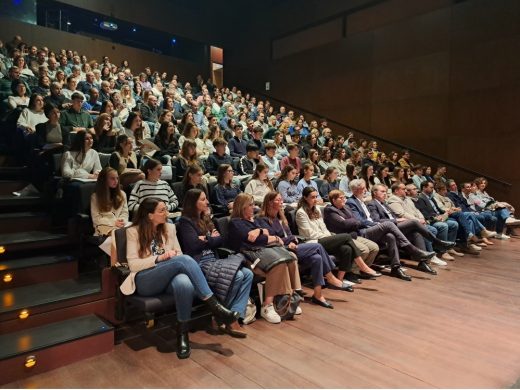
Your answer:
[242,245,296,272]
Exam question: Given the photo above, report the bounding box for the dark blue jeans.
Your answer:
[135,255,213,321]
[296,242,336,287]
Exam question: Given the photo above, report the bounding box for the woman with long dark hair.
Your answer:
[154,121,179,161]
[213,164,241,213]
[120,198,239,359]
[109,134,145,188]
[93,113,116,152]
[177,164,208,208]
[61,130,101,179]
[179,189,253,337]
[91,167,128,237]
[258,192,348,309]
[244,163,274,205]
[275,164,301,205]
[174,139,199,179]
[296,186,380,284]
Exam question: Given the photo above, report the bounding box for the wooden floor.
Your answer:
[4,238,520,388]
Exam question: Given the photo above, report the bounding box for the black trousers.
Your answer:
[318,233,359,272]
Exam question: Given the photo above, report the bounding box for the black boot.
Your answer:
[433,238,456,249]
[176,321,191,359]
[205,295,240,325]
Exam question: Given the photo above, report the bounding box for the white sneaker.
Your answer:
[430,256,447,266]
[495,233,511,240]
[261,304,281,323]
[469,244,482,251]
[295,306,302,315]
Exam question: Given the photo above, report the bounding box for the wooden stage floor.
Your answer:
[4,238,520,388]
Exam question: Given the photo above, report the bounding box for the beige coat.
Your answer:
[119,223,182,295]
[387,194,424,221]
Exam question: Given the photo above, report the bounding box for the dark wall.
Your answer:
[224,0,520,205]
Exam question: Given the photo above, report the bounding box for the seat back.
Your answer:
[114,227,129,265]
[52,153,63,176]
[214,216,231,246]
[285,208,299,235]
[99,152,111,168]
[171,181,184,205]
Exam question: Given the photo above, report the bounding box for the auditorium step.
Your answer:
[0,194,45,212]
[0,254,77,290]
[0,230,70,252]
[0,273,101,319]
[0,212,52,234]
[0,314,114,385]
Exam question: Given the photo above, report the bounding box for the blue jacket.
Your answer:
[346,197,377,228]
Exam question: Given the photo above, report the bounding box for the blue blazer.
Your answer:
[366,200,397,223]
[346,197,377,228]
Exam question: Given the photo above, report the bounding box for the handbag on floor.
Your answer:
[273,292,302,321]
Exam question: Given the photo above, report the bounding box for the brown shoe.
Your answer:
[224,321,247,338]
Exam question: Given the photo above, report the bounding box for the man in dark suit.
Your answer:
[415,181,460,261]
[325,189,439,278]
[346,179,437,280]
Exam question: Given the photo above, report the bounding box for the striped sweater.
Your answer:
[128,179,179,212]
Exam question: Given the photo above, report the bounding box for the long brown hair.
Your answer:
[259,191,288,227]
[297,186,320,220]
[180,139,198,163]
[133,198,168,258]
[95,167,124,212]
[181,188,214,234]
[251,163,274,190]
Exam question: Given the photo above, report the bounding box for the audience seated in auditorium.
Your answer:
[178,189,253,337]
[61,130,101,179]
[118,198,239,359]
[228,193,302,323]
[296,186,379,285]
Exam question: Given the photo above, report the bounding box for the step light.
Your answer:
[19,309,29,320]
[3,273,12,283]
[24,355,36,368]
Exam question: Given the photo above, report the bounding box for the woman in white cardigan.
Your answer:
[245,163,274,205]
[296,186,381,283]
[117,198,239,359]
[61,130,102,179]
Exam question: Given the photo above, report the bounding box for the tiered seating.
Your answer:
[0,32,518,384]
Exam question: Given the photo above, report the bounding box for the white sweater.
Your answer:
[295,207,331,242]
[61,149,102,179]
[17,108,47,133]
[245,179,272,205]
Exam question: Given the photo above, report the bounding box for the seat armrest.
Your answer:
[216,247,235,259]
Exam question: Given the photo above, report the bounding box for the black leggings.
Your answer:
[318,233,359,272]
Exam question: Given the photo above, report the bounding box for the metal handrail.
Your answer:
[238,86,512,188]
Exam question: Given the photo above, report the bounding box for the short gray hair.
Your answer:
[349,178,366,192]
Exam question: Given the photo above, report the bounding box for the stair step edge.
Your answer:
[0,314,113,360]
